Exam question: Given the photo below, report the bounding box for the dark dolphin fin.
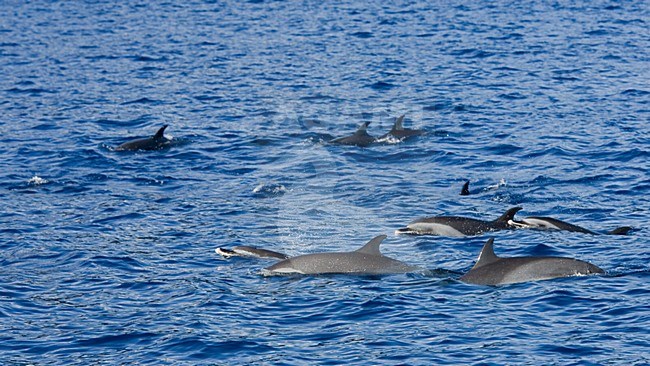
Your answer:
[355,121,371,134]
[153,125,168,140]
[355,234,387,255]
[494,207,523,224]
[392,115,405,131]
[607,226,632,235]
[471,238,499,270]
[460,180,470,196]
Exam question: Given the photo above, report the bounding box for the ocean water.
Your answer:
[1,0,649,364]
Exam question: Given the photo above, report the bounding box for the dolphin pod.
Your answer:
[217,235,606,285]
[460,238,605,286]
[395,207,523,237]
[457,182,631,235]
[189,116,628,285]
[217,235,422,276]
[329,115,425,147]
[115,125,171,151]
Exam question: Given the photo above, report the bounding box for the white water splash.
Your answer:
[27,175,49,185]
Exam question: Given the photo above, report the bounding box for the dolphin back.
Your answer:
[329,122,375,147]
[263,252,416,275]
[460,238,605,286]
[115,125,171,151]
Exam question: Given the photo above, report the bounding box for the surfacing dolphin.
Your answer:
[256,235,421,276]
[378,115,425,140]
[460,238,605,286]
[216,246,288,260]
[511,216,631,235]
[395,207,523,237]
[329,122,376,147]
[115,125,171,151]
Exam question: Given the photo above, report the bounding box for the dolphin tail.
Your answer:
[607,226,632,235]
[495,207,523,225]
[154,125,169,140]
[460,180,470,196]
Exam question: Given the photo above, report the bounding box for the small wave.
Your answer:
[350,31,373,39]
[621,89,649,97]
[368,81,397,90]
[120,97,162,105]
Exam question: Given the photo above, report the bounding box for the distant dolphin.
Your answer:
[115,125,171,151]
[460,180,471,196]
[329,122,376,147]
[459,238,605,286]
[216,246,288,260]
[261,235,421,276]
[378,115,425,140]
[511,216,632,235]
[395,207,523,237]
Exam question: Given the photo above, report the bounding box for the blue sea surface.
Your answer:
[1,0,649,364]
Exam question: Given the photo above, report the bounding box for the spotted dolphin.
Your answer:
[395,207,523,237]
[511,216,631,235]
[261,235,420,276]
[115,125,171,151]
[329,122,376,147]
[459,238,605,286]
[378,115,425,140]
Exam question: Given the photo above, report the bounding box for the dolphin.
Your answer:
[511,216,631,235]
[378,115,425,140]
[262,235,421,276]
[459,238,605,286]
[395,207,523,237]
[329,122,376,147]
[216,246,288,260]
[115,125,171,151]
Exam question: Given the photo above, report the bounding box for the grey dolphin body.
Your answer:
[329,122,376,147]
[262,235,420,276]
[379,115,425,140]
[460,238,605,286]
[512,216,631,236]
[395,207,522,237]
[115,125,171,151]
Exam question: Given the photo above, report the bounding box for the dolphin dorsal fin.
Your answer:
[472,238,499,269]
[392,115,405,131]
[460,180,470,196]
[355,121,370,134]
[355,234,387,255]
[153,125,168,140]
[495,206,522,223]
